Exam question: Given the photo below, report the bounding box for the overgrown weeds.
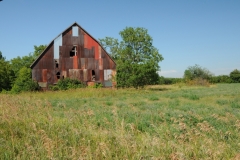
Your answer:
[0,84,240,159]
[49,78,86,91]
[186,78,210,87]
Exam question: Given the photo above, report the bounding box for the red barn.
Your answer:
[30,22,116,89]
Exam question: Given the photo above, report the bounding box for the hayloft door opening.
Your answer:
[70,46,77,57]
[92,70,95,81]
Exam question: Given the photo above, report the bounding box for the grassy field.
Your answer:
[0,84,240,159]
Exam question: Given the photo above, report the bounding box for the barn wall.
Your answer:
[32,43,54,88]
[32,23,116,89]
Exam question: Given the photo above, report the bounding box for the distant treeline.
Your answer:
[209,75,237,83]
[158,65,240,85]
[1,47,239,93]
[159,74,240,85]
[159,77,183,85]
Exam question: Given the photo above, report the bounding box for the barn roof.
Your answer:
[30,22,116,68]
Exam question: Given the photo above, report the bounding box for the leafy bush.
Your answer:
[230,69,240,83]
[50,78,86,91]
[117,62,160,88]
[184,64,213,81]
[11,67,40,93]
[183,65,213,86]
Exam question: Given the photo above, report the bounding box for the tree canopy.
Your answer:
[0,58,14,91]
[10,45,47,76]
[0,45,46,93]
[0,51,5,60]
[230,69,240,83]
[98,37,120,60]
[99,27,163,88]
[184,64,213,81]
[11,67,40,93]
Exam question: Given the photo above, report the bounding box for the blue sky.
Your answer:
[0,0,239,77]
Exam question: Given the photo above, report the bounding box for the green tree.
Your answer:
[98,37,120,60]
[100,27,163,88]
[0,59,14,92]
[10,45,47,76]
[0,51,5,60]
[11,67,40,93]
[210,75,232,83]
[184,64,213,81]
[0,45,46,92]
[230,69,240,83]
[32,45,47,59]
[10,55,35,76]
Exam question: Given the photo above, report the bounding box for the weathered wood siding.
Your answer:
[31,23,116,89]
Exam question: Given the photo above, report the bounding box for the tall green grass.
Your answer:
[0,84,240,159]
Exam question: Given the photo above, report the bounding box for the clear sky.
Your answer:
[0,0,239,77]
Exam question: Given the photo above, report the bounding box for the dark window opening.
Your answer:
[56,72,61,79]
[92,70,95,81]
[70,46,77,57]
[55,60,59,68]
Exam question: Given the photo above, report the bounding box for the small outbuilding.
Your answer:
[30,22,116,89]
